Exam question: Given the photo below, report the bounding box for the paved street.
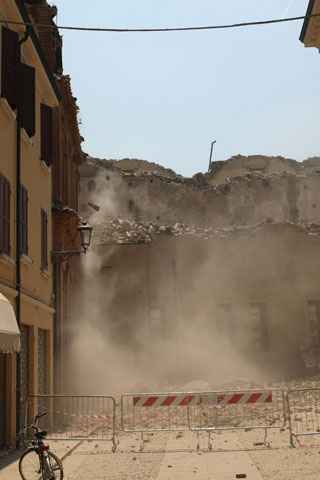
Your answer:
[2,430,320,480]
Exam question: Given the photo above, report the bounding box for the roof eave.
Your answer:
[300,0,316,43]
[15,0,61,101]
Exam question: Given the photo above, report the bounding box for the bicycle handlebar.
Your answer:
[27,411,48,432]
[35,411,48,422]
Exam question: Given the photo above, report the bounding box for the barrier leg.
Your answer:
[290,432,296,448]
[112,433,117,453]
[196,431,200,452]
[263,428,270,448]
[140,432,145,452]
[208,431,213,451]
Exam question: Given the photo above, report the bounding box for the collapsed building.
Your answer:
[69,155,320,391]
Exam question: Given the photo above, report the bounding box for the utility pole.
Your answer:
[208,140,216,172]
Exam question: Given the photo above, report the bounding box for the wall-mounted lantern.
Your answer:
[78,221,93,253]
[52,221,93,258]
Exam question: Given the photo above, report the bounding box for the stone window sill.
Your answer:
[40,269,50,280]
[21,254,33,266]
[40,160,51,172]
[21,128,34,146]
[0,253,16,266]
[0,98,16,121]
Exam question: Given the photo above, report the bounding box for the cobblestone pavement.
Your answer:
[4,375,320,479]
[2,430,320,480]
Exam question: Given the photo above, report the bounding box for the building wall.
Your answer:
[79,159,320,229]
[74,157,320,387]
[208,155,319,185]
[24,0,83,394]
[75,225,320,384]
[0,0,58,448]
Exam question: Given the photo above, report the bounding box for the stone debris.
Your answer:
[93,218,320,246]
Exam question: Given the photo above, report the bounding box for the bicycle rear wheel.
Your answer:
[19,449,64,480]
[43,451,64,480]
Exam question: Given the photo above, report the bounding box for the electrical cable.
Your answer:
[0,13,318,34]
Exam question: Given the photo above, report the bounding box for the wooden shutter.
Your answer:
[5,180,11,255]
[0,175,11,255]
[20,186,28,255]
[1,27,19,110]
[41,209,48,270]
[41,104,53,166]
[0,176,4,253]
[20,63,36,137]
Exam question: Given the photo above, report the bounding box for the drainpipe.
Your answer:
[16,27,30,445]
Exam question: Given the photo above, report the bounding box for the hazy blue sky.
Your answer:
[53,0,319,176]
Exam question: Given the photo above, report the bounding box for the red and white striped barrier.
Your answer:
[133,391,272,408]
[133,395,197,407]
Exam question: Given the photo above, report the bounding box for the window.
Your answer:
[307,301,320,344]
[249,303,269,351]
[19,186,28,255]
[216,304,234,339]
[41,104,53,166]
[1,27,19,110]
[41,209,48,271]
[20,63,36,137]
[87,179,96,192]
[0,175,11,255]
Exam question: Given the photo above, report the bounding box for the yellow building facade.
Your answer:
[0,0,59,449]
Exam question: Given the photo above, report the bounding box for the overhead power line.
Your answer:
[0,13,319,34]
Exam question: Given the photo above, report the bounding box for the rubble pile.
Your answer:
[93,218,320,247]
[84,156,182,181]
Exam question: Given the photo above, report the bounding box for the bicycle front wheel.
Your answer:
[19,448,41,480]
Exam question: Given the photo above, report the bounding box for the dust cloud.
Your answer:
[65,170,307,395]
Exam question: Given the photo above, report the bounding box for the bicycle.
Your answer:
[19,411,64,480]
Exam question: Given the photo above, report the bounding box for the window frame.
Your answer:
[41,208,48,271]
[0,174,11,256]
[20,185,28,256]
[41,103,53,166]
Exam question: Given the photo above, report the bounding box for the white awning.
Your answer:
[0,293,20,353]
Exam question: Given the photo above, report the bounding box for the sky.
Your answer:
[52,0,319,176]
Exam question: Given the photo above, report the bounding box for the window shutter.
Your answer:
[0,176,4,253]
[41,209,44,269]
[20,186,28,255]
[25,188,29,255]
[0,176,11,255]
[45,212,48,268]
[20,63,36,137]
[5,180,10,255]
[41,104,53,166]
[1,27,19,110]
[41,209,48,270]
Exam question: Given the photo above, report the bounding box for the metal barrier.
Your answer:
[189,389,286,450]
[26,388,320,452]
[121,392,200,450]
[287,388,320,447]
[26,395,117,451]
[121,389,287,451]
